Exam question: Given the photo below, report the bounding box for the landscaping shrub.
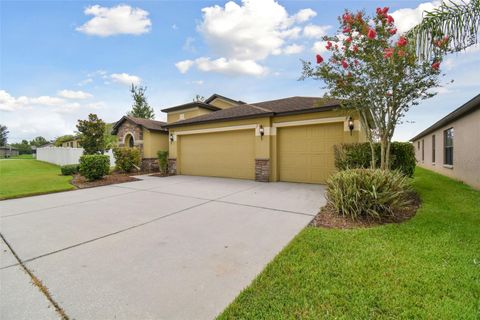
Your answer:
[60,164,79,176]
[157,150,169,174]
[113,147,141,173]
[326,169,412,220]
[79,154,110,181]
[334,142,415,177]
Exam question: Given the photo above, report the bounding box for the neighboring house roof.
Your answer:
[112,116,167,134]
[0,145,18,150]
[165,96,340,128]
[203,93,247,105]
[410,93,480,141]
[161,101,221,113]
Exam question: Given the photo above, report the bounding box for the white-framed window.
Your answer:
[443,128,454,166]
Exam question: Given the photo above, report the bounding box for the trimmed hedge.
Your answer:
[79,154,110,181]
[157,151,169,174]
[334,142,415,177]
[60,164,79,176]
[327,168,412,220]
[113,147,141,173]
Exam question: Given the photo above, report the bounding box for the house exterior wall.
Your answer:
[168,110,365,182]
[61,140,80,148]
[208,98,239,109]
[412,108,480,189]
[142,128,169,158]
[167,107,212,124]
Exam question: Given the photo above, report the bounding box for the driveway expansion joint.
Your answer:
[0,233,69,320]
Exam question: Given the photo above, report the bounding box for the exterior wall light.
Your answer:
[169,133,174,143]
[259,125,265,139]
[348,117,354,135]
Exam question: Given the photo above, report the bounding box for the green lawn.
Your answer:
[219,168,480,319]
[9,154,34,159]
[0,159,75,200]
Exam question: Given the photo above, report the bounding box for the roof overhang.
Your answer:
[410,94,480,141]
[161,102,221,113]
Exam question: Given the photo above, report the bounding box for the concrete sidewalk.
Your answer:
[0,175,325,320]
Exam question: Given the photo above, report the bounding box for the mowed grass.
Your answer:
[219,167,480,319]
[0,159,74,200]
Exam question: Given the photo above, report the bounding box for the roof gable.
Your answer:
[112,116,167,134]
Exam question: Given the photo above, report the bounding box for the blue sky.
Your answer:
[1,0,478,143]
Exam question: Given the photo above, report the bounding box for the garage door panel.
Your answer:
[179,130,255,180]
[278,123,343,184]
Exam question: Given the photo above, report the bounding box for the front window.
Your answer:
[421,139,424,162]
[444,128,454,166]
[125,134,135,148]
[432,135,436,163]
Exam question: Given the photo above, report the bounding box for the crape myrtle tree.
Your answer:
[76,114,106,155]
[302,7,446,169]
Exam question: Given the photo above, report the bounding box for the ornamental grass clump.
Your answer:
[326,169,412,220]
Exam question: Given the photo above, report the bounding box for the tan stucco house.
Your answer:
[112,116,169,171]
[61,138,80,148]
[161,94,366,184]
[410,94,480,189]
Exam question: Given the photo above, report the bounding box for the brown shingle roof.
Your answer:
[165,96,340,128]
[112,116,167,134]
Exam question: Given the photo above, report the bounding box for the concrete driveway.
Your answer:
[0,175,326,320]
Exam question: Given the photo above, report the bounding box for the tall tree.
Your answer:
[128,84,155,119]
[29,136,48,147]
[193,94,205,102]
[11,140,32,154]
[0,124,8,146]
[302,8,443,169]
[76,114,106,155]
[407,0,480,60]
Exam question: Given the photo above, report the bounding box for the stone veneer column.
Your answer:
[255,159,270,182]
[167,158,177,175]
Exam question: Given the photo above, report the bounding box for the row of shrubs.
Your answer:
[328,142,416,221]
[60,148,169,181]
[334,142,416,177]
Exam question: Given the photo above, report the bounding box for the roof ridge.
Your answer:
[246,103,272,112]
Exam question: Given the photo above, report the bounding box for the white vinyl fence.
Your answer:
[36,147,115,166]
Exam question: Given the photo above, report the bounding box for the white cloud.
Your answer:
[303,24,331,38]
[29,96,65,106]
[195,57,267,76]
[77,4,151,36]
[77,78,93,86]
[110,73,141,85]
[183,37,197,52]
[0,90,27,111]
[172,24,178,30]
[177,0,317,76]
[391,1,440,34]
[175,60,195,74]
[58,90,93,99]
[282,44,304,55]
[293,8,317,23]
[198,0,314,60]
[311,41,329,54]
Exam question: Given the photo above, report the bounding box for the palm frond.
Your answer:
[407,0,480,60]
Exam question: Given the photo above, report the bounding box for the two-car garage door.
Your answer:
[179,130,255,180]
[177,122,343,183]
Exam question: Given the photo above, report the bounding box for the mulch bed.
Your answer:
[71,173,140,189]
[148,172,170,177]
[310,192,421,229]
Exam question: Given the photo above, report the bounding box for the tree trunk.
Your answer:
[369,141,376,169]
[385,140,392,170]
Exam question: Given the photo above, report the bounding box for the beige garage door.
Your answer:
[278,123,344,184]
[179,130,255,179]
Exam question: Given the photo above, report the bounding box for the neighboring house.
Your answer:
[0,145,19,158]
[410,94,480,189]
[39,143,55,148]
[111,115,169,171]
[61,138,80,148]
[162,94,366,183]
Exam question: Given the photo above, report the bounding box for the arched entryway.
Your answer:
[125,133,135,148]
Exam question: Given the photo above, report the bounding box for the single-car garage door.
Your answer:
[179,130,255,179]
[278,123,344,184]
